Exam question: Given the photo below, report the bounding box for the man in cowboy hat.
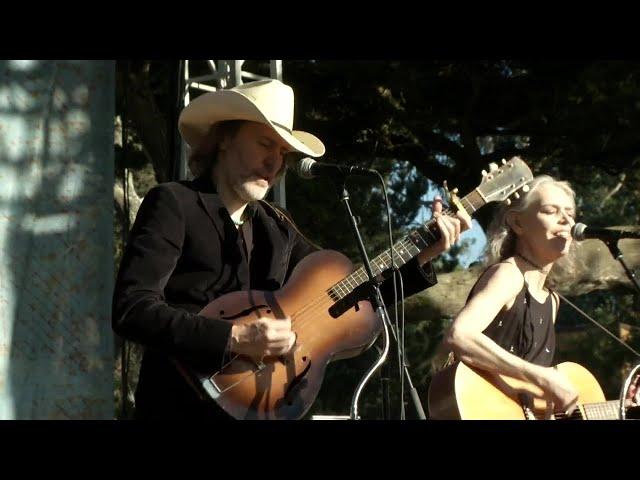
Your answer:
[112,79,471,419]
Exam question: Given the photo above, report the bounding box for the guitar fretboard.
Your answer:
[579,400,621,420]
[553,400,622,420]
[326,189,486,302]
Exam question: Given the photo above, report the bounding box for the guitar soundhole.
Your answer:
[267,309,271,314]
[302,356,307,362]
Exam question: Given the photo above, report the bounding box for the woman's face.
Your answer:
[512,183,576,262]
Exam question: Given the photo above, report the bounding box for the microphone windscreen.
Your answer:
[571,223,587,241]
[295,157,316,179]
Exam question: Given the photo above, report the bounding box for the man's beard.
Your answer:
[235,180,270,203]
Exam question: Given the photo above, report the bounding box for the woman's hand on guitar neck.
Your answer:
[229,317,296,359]
[417,196,473,265]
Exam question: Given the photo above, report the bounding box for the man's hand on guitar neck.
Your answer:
[417,196,473,265]
[229,317,296,359]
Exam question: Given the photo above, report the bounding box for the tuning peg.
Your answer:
[505,198,512,206]
[522,184,530,193]
[501,158,507,165]
[481,169,488,177]
[513,192,520,199]
[452,187,459,195]
[489,163,499,172]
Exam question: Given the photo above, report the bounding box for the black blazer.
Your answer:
[112,174,437,419]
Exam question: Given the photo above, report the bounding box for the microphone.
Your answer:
[295,157,378,179]
[571,223,640,242]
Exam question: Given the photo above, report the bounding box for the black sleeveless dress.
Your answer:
[469,266,556,367]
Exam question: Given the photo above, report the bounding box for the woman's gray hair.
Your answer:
[483,173,579,288]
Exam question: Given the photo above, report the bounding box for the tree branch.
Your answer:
[599,173,626,209]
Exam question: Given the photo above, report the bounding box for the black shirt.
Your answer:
[482,281,556,367]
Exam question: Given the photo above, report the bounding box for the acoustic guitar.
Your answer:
[428,360,640,419]
[177,157,534,419]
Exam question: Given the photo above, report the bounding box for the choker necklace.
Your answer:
[515,253,549,273]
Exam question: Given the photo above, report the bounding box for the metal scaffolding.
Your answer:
[177,60,286,208]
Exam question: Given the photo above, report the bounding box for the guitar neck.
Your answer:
[556,400,621,420]
[578,400,622,420]
[327,189,486,302]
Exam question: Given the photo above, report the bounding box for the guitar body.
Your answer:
[428,361,606,419]
[181,249,381,420]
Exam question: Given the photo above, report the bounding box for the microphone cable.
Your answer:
[373,170,408,420]
[556,292,640,358]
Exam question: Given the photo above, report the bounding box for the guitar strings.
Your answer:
[288,201,472,332]
[245,204,472,357]
[218,198,479,378]
[288,205,460,324]
[286,236,418,325]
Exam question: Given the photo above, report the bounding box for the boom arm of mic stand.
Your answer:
[605,240,640,294]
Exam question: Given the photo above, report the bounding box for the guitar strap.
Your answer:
[258,200,323,251]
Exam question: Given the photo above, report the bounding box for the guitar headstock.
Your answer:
[476,157,533,206]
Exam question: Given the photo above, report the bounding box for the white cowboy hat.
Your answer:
[178,79,325,158]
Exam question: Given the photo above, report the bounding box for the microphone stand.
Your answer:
[332,175,425,420]
[604,240,640,295]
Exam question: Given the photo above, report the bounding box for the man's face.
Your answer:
[215,121,292,204]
